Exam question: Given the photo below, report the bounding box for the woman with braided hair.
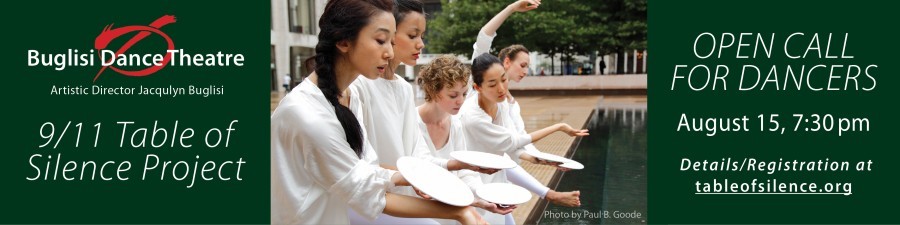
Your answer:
[271,0,485,224]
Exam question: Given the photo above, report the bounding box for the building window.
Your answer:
[288,0,315,34]
[291,46,316,81]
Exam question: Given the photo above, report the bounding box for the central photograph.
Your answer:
[269,0,647,224]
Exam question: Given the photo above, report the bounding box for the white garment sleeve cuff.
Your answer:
[514,133,533,150]
[472,30,497,58]
[437,158,450,170]
[329,161,390,221]
[511,148,527,164]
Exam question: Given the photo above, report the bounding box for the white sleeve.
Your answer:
[467,31,496,98]
[363,139,398,186]
[510,101,540,158]
[510,148,528,164]
[462,112,532,154]
[296,117,396,220]
[467,30,497,100]
[471,30,496,60]
[457,169,485,192]
[503,101,531,161]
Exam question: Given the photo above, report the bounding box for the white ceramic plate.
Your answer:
[475,183,532,205]
[526,149,584,170]
[559,160,585,170]
[450,151,517,169]
[526,150,569,163]
[396,157,474,206]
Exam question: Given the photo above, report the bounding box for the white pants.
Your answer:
[506,165,551,198]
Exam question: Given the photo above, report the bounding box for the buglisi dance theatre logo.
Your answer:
[26,15,246,82]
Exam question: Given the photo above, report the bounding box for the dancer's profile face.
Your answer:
[476,64,508,103]
[343,11,396,79]
[394,12,426,67]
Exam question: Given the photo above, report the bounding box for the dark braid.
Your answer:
[305,0,393,158]
[315,43,365,158]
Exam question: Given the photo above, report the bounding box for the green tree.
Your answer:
[427,0,646,74]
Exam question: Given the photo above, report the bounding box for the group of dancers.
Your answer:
[271,0,588,224]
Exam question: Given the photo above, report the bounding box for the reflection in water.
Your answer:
[540,103,647,225]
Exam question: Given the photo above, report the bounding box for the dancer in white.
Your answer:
[466,0,585,209]
[271,0,485,224]
[415,55,521,225]
[347,0,488,174]
[343,1,493,224]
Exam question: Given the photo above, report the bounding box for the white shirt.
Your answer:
[417,109,505,225]
[415,107,484,192]
[509,99,541,153]
[472,30,496,61]
[468,30,543,155]
[271,79,396,224]
[348,75,449,196]
[459,93,531,184]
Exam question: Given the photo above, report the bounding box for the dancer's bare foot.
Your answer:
[546,190,581,207]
